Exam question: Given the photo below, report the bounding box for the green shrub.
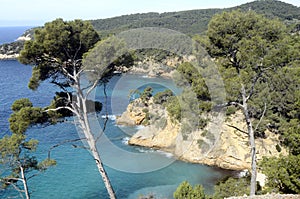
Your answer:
[166,96,181,122]
[197,139,204,148]
[260,155,300,194]
[201,130,208,137]
[174,181,206,199]
[140,86,153,104]
[142,108,149,113]
[153,89,174,105]
[213,176,250,199]
[226,106,238,116]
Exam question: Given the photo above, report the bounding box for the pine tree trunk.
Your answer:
[20,166,30,199]
[71,68,116,198]
[91,144,116,199]
[241,86,257,196]
[80,95,116,199]
[243,106,257,196]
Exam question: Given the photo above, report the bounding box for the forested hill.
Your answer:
[1,0,299,59]
[91,0,300,36]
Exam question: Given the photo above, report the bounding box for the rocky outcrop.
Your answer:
[0,41,23,60]
[0,53,19,60]
[128,113,180,149]
[177,111,287,170]
[0,28,33,60]
[116,99,147,126]
[119,99,287,171]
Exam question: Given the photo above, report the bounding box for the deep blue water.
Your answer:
[0,28,233,199]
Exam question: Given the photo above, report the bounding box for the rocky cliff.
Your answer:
[116,98,287,171]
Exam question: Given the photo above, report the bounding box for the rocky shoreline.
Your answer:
[116,97,287,171]
[0,54,19,60]
[0,28,33,60]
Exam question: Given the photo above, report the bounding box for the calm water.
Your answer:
[0,28,233,199]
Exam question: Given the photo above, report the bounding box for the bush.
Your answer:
[260,155,300,194]
[140,86,153,104]
[213,176,250,199]
[174,181,206,199]
[153,89,174,105]
[226,106,238,116]
[166,96,181,122]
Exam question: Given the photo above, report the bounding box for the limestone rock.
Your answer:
[116,101,146,125]
[126,103,287,171]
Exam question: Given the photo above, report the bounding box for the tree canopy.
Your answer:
[18,18,117,199]
[90,0,300,36]
[1,100,56,199]
[205,9,296,195]
[19,18,100,90]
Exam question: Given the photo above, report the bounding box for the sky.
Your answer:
[0,0,299,26]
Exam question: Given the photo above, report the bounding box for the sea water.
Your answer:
[0,27,233,199]
[0,26,33,44]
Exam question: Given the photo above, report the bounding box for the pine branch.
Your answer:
[85,79,99,98]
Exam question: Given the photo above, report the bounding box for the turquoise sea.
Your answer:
[0,27,234,199]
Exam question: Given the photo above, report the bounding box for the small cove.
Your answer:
[0,27,235,198]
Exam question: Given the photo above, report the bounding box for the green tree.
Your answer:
[174,181,193,199]
[212,177,250,199]
[260,155,300,194]
[207,10,289,195]
[174,181,206,199]
[140,86,153,105]
[176,62,210,102]
[18,18,118,199]
[170,62,212,135]
[282,119,300,156]
[1,101,56,199]
[153,89,174,105]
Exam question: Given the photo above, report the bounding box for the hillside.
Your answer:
[1,0,300,59]
[91,0,300,36]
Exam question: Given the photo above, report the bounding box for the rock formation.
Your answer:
[117,98,287,171]
[0,28,34,60]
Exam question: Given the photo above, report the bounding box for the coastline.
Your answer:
[117,97,287,172]
[0,53,19,60]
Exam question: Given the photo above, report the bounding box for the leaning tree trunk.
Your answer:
[20,166,30,199]
[90,141,116,199]
[77,85,116,199]
[241,85,257,196]
[82,113,116,199]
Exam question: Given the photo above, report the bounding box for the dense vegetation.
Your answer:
[90,0,300,37]
[1,0,299,198]
[1,1,299,57]
[0,99,57,199]
[174,177,252,199]
[93,2,300,196]
[172,8,300,198]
